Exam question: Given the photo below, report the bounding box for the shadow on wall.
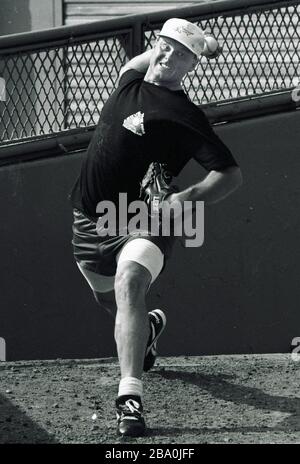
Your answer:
[0,0,31,36]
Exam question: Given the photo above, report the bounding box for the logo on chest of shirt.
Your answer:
[122,111,145,136]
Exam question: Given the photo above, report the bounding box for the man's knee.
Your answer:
[114,261,151,303]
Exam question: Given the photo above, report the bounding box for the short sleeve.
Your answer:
[181,108,239,172]
[192,126,239,171]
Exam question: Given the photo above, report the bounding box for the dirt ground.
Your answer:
[0,354,299,444]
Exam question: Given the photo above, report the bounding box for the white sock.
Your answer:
[118,377,143,399]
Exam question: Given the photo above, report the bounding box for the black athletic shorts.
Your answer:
[72,209,176,276]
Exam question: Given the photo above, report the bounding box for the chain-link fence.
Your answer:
[0,0,299,146]
[0,35,129,142]
[145,2,300,103]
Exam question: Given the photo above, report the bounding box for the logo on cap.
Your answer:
[175,25,195,37]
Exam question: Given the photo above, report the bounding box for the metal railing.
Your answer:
[0,0,299,164]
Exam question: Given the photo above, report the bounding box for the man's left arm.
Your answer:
[169,166,243,206]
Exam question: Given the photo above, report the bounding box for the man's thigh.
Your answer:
[77,262,115,293]
[116,237,164,286]
[77,263,117,315]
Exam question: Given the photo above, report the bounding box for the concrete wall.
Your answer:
[0,109,299,360]
[0,0,62,36]
[64,0,202,24]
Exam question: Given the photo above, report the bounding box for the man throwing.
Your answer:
[70,18,242,437]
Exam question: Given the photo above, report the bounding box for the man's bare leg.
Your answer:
[114,260,151,380]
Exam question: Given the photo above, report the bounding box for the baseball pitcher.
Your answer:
[70,18,242,437]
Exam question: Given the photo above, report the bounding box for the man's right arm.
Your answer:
[119,49,153,77]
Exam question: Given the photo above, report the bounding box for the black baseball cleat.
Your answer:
[116,396,146,437]
[143,309,167,372]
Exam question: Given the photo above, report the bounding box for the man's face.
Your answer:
[148,36,197,87]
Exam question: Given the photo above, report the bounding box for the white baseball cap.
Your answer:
[159,18,205,58]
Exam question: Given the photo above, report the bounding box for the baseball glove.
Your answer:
[139,162,178,216]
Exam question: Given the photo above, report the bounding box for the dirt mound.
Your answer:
[0,354,299,444]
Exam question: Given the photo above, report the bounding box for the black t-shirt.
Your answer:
[70,69,238,219]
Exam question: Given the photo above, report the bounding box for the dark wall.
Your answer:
[158,110,300,357]
[0,153,115,361]
[0,110,299,360]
